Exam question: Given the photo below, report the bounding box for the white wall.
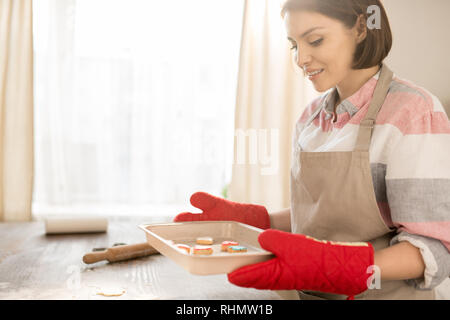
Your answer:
[383,0,450,115]
[383,0,450,299]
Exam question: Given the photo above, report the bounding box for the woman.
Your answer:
[174,0,450,300]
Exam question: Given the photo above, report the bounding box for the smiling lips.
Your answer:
[306,68,324,77]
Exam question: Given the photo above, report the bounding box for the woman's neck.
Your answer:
[334,65,381,108]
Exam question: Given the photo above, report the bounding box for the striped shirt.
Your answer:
[294,68,450,290]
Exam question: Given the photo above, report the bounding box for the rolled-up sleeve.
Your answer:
[385,100,450,289]
[390,231,450,289]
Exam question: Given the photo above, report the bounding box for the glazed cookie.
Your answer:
[221,241,239,252]
[227,245,247,253]
[193,245,213,255]
[196,237,214,245]
[175,244,191,254]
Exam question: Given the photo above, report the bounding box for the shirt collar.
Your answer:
[323,69,382,118]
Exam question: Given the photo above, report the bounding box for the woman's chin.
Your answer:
[314,84,329,93]
[312,82,331,93]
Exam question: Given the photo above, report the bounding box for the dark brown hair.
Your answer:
[281,0,392,69]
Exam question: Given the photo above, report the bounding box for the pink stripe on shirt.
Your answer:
[396,221,450,251]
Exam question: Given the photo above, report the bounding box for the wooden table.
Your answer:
[0,217,298,300]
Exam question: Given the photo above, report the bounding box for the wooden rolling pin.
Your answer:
[83,242,159,264]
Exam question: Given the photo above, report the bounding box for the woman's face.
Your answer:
[284,10,363,92]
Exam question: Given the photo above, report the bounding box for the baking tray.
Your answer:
[139,221,274,275]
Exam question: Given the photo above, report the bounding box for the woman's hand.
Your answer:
[227,229,375,299]
[173,192,271,230]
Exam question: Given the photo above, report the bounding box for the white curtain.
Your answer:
[228,0,319,212]
[0,0,34,222]
[32,0,244,217]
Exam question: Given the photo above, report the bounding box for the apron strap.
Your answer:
[354,63,394,152]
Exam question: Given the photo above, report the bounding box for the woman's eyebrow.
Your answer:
[287,26,325,41]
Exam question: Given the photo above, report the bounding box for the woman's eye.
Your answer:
[288,41,297,50]
[310,38,323,46]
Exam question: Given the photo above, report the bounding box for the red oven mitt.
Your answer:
[173,192,271,230]
[227,229,375,300]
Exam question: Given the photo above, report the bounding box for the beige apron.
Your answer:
[290,63,435,300]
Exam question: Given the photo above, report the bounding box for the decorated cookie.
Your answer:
[227,245,247,253]
[193,245,213,255]
[196,237,214,245]
[175,244,191,254]
[221,240,239,252]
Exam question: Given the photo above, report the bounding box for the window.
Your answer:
[32,0,244,217]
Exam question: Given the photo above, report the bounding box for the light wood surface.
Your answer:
[0,217,296,300]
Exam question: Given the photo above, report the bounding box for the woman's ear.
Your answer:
[354,14,368,44]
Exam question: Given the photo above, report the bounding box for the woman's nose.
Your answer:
[296,47,312,69]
